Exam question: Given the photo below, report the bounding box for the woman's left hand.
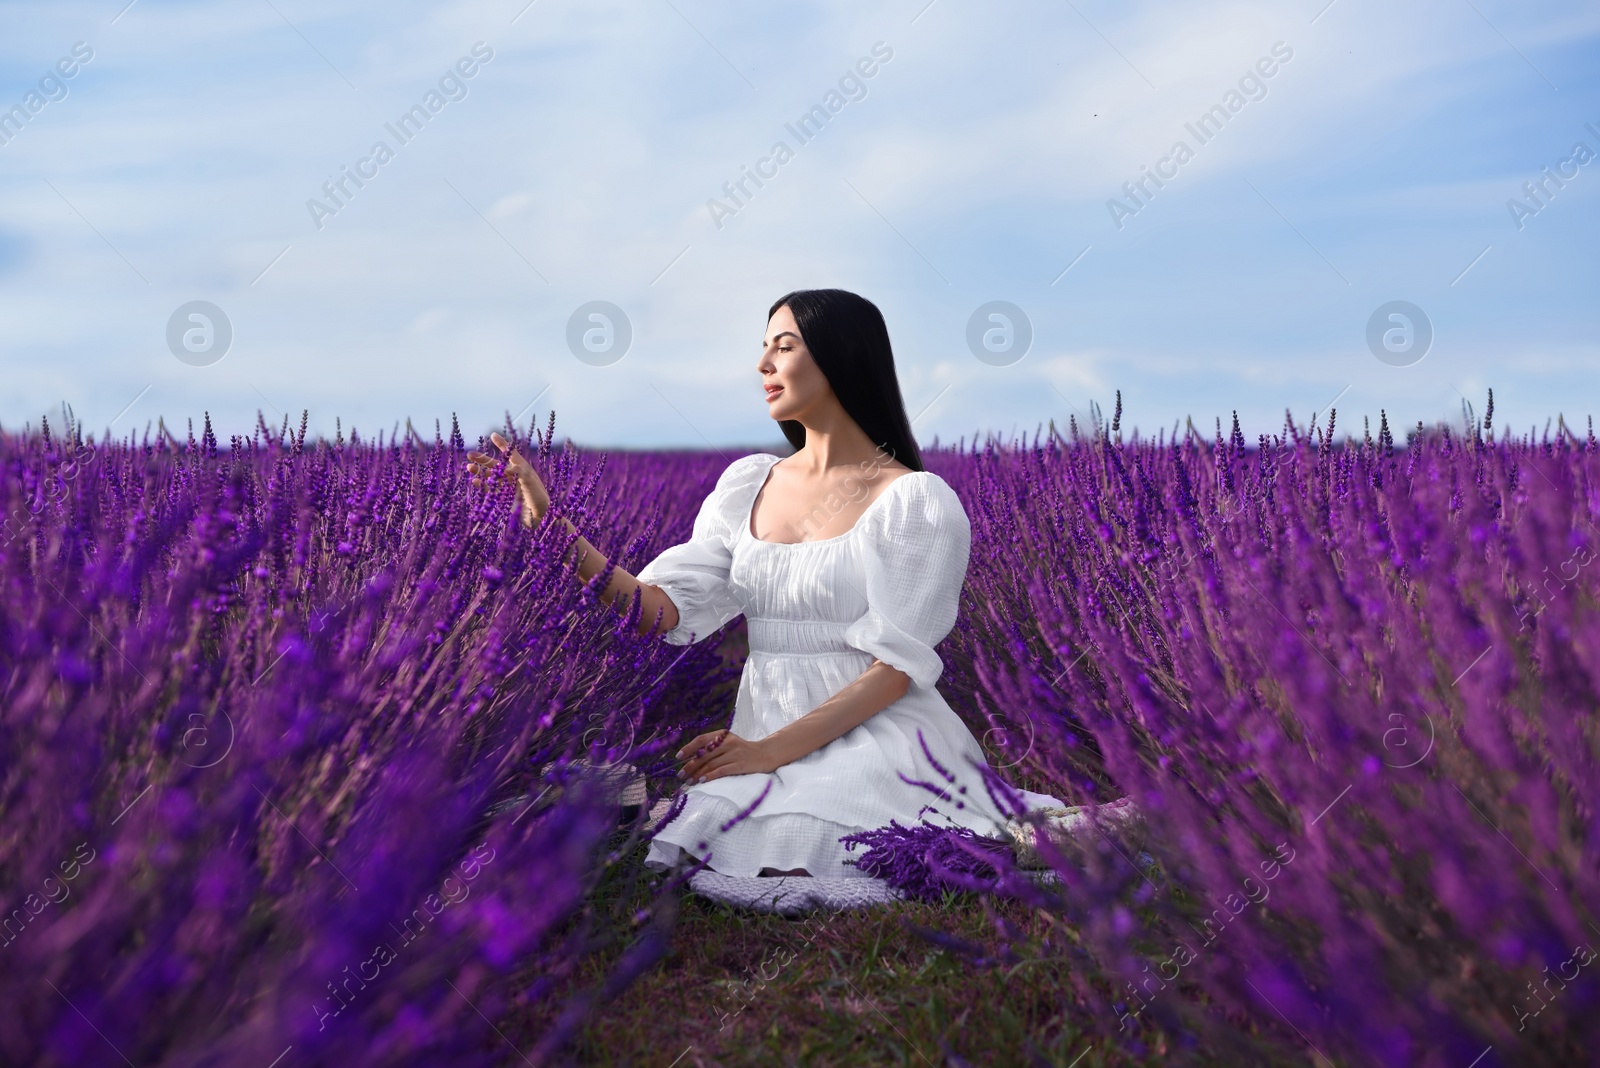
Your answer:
[465,432,550,529]
[676,729,780,784]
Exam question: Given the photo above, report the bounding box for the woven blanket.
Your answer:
[681,862,1070,915]
[684,869,907,916]
[1006,796,1146,869]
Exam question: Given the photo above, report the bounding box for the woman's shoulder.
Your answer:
[703,452,781,512]
[714,451,782,491]
[865,467,969,536]
[882,466,963,507]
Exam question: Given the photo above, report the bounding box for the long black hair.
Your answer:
[767,289,924,472]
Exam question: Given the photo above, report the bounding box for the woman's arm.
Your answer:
[466,432,680,639]
[676,660,911,783]
[548,514,682,639]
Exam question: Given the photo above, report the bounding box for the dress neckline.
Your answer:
[743,454,917,546]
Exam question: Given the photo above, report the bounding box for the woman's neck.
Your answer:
[790,414,885,473]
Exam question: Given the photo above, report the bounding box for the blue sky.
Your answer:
[2,0,1597,447]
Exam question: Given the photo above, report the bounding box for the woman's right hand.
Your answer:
[466,432,551,529]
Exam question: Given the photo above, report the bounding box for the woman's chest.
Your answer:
[727,538,871,621]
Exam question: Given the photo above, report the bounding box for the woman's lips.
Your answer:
[764,386,784,401]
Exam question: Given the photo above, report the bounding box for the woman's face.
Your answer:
[758,304,832,423]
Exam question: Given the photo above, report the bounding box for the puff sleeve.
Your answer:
[843,473,972,690]
[635,454,769,645]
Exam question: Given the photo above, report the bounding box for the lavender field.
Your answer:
[2,402,1595,1067]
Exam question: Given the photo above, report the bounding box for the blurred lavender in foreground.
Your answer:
[0,411,736,1066]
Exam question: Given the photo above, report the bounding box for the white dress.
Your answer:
[638,452,1064,879]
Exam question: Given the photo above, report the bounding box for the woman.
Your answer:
[467,288,1062,878]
